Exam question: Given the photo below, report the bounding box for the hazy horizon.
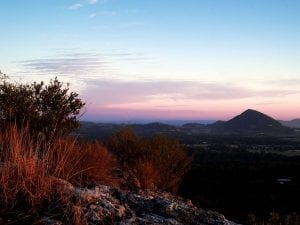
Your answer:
[80,108,300,123]
[1,0,300,120]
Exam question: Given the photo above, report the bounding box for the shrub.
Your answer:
[109,128,191,192]
[0,77,85,140]
[145,135,192,193]
[108,127,141,166]
[74,140,118,186]
[135,160,160,190]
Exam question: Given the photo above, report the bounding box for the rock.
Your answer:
[186,199,193,207]
[89,204,98,210]
[75,186,102,202]
[39,182,239,225]
[41,217,63,225]
[116,205,126,218]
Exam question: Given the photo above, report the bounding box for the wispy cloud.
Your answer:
[16,51,299,104]
[68,3,83,10]
[15,50,153,79]
[69,0,100,10]
[124,9,139,14]
[267,78,300,87]
[119,22,142,28]
[82,79,299,107]
[89,9,136,18]
[86,0,98,4]
[89,13,97,18]
[15,49,300,120]
[78,78,300,120]
[99,10,117,16]
[16,54,110,78]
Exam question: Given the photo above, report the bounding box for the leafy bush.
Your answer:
[74,140,118,186]
[0,77,85,140]
[109,128,191,192]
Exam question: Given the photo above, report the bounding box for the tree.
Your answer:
[0,77,85,140]
[109,128,142,166]
[144,135,192,193]
[0,70,8,80]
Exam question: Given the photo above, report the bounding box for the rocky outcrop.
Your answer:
[43,183,239,225]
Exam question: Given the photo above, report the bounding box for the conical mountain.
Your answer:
[211,109,293,135]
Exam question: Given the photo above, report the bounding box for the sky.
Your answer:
[0,0,300,121]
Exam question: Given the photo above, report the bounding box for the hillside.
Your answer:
[210,109,293,136]
[77,109,295,139]
[279,119,300,128]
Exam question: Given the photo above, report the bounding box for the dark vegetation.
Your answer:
[0,77,84,141]
[109,128,191,192]
[0,76,191,224]
[76,114,300,225]
[180,145,300,224]
[0,74,299,224]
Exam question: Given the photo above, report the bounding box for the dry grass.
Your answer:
[76,141,118,186]
[0,126,55,208]
[135,161,160,190]
[0,125,117,224]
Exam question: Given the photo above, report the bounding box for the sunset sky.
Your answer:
[1,0,300,121]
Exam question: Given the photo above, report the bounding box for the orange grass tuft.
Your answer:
[0,126,55,208]
[0,125,117,224]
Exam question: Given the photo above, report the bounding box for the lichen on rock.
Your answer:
[43,181,239,225]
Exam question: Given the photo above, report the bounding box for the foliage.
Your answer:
[0,125,117,224]
[109,128,191,192]
[0,77,85,140]
[75,140,118,186]
[0,70,8,80]
[180,145,300,224]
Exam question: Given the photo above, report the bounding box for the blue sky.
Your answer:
[1,0,300,120]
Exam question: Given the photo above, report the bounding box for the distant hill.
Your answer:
[76,122,179,139]
[279,119,300,128]
[129,122,179,135]
[76,109,295,140]
[210,109,293,136]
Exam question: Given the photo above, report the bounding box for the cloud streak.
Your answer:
[68,0,99,10]
[68,3,83,10]
[15,50,153,79]
[80,79,300,120]
[86,0,98,4]
[83,79,299,106]
[14,50,300,120]
[17,56,110,78]
[78,80,299,119]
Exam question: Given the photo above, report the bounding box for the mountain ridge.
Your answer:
[279,119,300,128]
[210,109,293,135]
[77,109,295,138]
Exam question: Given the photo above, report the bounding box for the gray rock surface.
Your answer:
[44,182,240,225]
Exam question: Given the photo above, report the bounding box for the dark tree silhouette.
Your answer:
[0,77,85,140]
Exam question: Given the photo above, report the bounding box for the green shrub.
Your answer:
[0,77,85,140]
